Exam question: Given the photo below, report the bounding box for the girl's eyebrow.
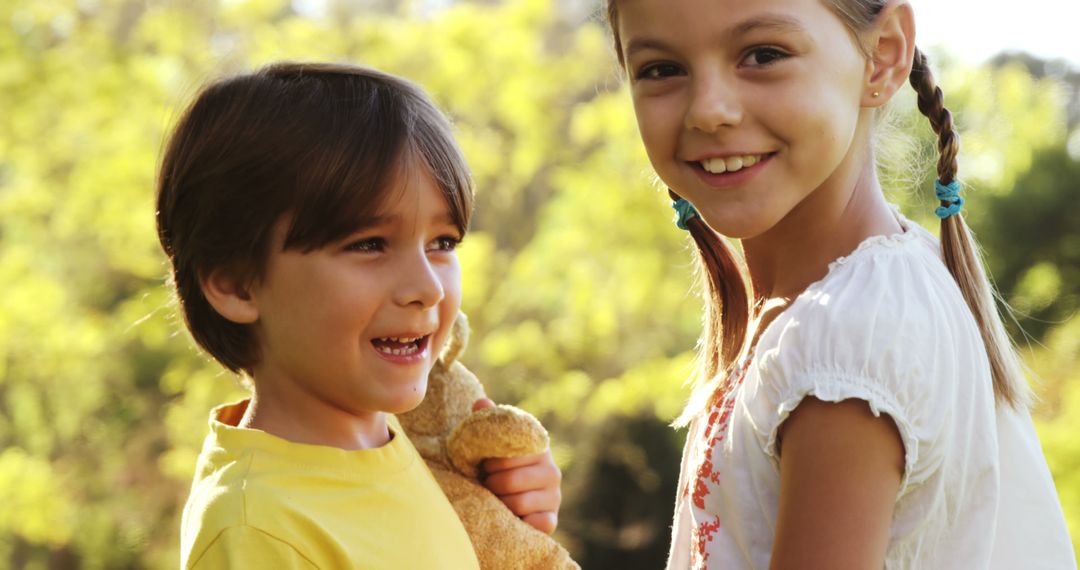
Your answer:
[624,37,674,59]
[624,13,809,58]
[729,13,808,39]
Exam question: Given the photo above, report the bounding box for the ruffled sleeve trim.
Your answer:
[763,372,920,499]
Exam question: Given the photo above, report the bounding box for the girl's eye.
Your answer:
[429,236,461,252]
[741,47,789,68]
[344,237,385,253]
[635,62,685,81]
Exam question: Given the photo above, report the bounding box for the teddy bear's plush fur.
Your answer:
[397,313,580,570]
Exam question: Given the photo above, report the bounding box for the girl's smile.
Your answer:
[618,0,871,240]
[687,152,778,188]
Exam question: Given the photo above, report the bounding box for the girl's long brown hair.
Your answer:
[606,1,1029,424]
[907,48,1028,408]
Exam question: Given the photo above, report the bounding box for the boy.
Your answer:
[157,62,560,568]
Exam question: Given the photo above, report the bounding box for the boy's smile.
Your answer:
[371,334,432,362]
[239,163,463,449]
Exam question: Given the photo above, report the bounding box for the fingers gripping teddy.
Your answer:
[397,313,580,570]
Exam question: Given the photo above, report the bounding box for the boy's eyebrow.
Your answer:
[360,211,458,228]
[624,13,809,58]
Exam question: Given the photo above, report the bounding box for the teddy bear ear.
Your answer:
[439,311,471,365]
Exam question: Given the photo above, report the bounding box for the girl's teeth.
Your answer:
[702,157,727,173]
[701,154,765,174]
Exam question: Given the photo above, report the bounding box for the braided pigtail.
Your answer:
[671,190,751,427]
[909,48,1029,408]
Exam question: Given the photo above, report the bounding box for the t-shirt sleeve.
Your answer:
[188,526,319,570]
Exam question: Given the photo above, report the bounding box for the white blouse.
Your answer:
[666,213,1075,569]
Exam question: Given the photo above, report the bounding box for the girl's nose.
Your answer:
[684,75,743,133]
[393,253,445,309]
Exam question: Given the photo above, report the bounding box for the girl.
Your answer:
[604,0,1075,568]
[157,62,562,568]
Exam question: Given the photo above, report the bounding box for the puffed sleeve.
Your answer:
[745,237,985,498]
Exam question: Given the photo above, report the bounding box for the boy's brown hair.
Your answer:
[156,62,474,374]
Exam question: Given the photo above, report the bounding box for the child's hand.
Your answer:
[472,398,562,534]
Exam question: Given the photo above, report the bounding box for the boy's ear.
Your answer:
[200,268,260,324]
[862,0,916,107]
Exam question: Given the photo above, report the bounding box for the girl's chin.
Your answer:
[697,212,775,241]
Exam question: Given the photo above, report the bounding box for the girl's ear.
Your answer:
[862,0,916,107]
[200,268,260,324]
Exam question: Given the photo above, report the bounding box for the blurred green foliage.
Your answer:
[0,0,1077,567]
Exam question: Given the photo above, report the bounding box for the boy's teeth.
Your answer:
[701,154,764,174]
[373,335,426,357]
[379,336,421,343]
[377,345,420,356]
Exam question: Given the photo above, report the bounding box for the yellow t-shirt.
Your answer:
[180,400,480,569]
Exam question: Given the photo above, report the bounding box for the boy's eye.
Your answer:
[429,236,461,252]
[344,237,385,253]
[635,62,685,81]
[741,47,789,67]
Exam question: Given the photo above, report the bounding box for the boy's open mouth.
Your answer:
[371,335,430,357]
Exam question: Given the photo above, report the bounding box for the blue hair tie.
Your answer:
[934,179,965,219]
[672,198,699,230]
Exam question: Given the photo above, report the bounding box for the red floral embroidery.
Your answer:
[691,408,724,509]
[691,515,721,567]
[688,359,751,569]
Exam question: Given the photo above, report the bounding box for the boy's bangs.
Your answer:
[280,94,473,252]
[407,117,475,235]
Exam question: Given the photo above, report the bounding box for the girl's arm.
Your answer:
[770,397,905,570]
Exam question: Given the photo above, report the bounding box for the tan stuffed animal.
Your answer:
[397,313,580,570]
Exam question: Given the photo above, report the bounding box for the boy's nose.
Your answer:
[685,76,743,133]
[393,253,445,309]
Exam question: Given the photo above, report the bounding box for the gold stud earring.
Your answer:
[872,91,881,98]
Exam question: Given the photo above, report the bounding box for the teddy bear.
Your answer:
[396,312,580,570]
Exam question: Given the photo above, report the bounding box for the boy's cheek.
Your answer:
[429,324,452,363]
